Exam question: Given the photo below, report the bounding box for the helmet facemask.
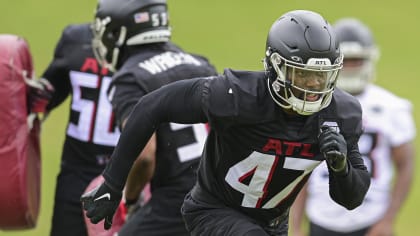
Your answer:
[336,41,379,94]
[92,1,171,72]
[91,17,127,72]
[267,50,343,115]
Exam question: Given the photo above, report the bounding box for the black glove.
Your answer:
[80,181,122,230]
[319,126,348,174]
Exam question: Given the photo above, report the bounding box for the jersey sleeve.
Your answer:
[41,26,74,111]
[200,74,247,130]
[326,94,371,210]
[202,76,237,116]
[107,73,147,128]
[103,78,208,191]
[327,140,370,210]
[388,99,416,146]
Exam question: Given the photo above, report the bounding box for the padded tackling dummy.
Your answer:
[83,175,127,236]
[0,34,41,229]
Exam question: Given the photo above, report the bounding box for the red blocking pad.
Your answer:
[0,34,41,230]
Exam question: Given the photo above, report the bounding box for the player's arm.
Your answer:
[108,75,157,210]
[28,26,76,116]
[324,137,370,210]
[81,76,213,229]
[319,99,370,210]
[104,77,208,191]
[367,103,416,235]
[368,141,414,235]
[122,119,156,213]
[81,77,209,225]
[387,142,415,221]
[123,134,155,208]
[290,183,308,236]
[41,25,75,112]
[380,103,416,226]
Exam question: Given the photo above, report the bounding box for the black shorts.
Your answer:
[309,222,369,236]
[50,165,101,236]
[181,189,288,236]
[118,189,190,236]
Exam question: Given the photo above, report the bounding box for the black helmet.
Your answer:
[264,10,343,115]
[334,18,379,94]
[92,0,171,71]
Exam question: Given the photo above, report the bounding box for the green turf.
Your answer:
[1,0,419,235]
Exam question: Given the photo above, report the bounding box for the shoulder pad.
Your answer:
[206,70,275,122]
[322,88,363,139]
[61,23,92,45]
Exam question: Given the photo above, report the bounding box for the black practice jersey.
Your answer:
[104,69,370,223]
[107,42,217,192]
[42,24,119,172]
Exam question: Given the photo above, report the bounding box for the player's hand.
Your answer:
[81,181,122,230]
[27,78,54,114]
[319,126,348,174]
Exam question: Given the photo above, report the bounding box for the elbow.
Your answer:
[345,178,371,210]
[331,170,371,210]
[344,197,364,210]
[135,154,155,168]
[331,189,365,210]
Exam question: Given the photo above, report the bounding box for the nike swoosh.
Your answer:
[94,193,111,202]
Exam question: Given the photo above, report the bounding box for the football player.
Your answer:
[291,18,416,236]
[82,10,371,236]
[39,23,127,236]
[84,0,217,235]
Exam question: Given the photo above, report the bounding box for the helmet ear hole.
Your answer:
[284,79,292,89]
[108,29,119,40]
[264,58,276,81]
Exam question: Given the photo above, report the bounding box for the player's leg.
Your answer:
[50,167,97,236]
[309,222,368,236]
[182,192,288,236]
[118,191,189,236]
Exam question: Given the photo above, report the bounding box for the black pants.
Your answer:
[182,191,288,236]
[309,222,369,236]
[50,165,101,236]
[118,189,190,236]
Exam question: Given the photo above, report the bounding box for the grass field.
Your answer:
[1,0,419,235]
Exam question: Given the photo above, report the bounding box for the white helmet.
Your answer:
[334,18,379,94]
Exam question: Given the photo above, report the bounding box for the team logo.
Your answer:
[321,121,340,133]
